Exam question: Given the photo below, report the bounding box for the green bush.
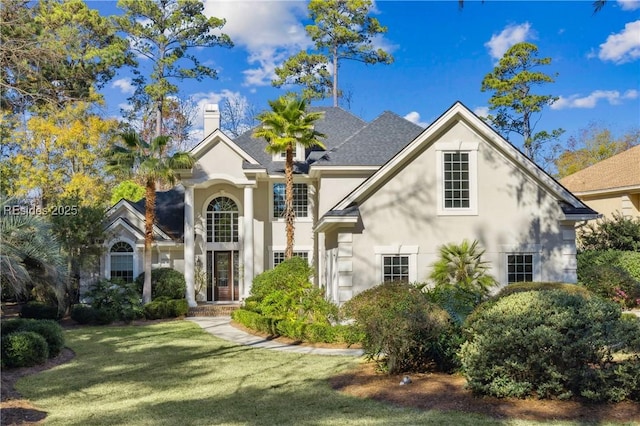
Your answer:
[460,289,640,401]
[70,304,97,324]
[577,251,640,308]
[1,331,49,368]
[343,281,459,374]
[2,318,65,358]
[18,319,65,357]
[20,301,59,320]
[243,257,339,340]
[232,309,272,334]
[143,297,188,320]
[578,213,640,251]
[85,280,144,322]
[494,282,592,299]
[135,268,186,300]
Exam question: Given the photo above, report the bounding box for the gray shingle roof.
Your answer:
[133,185,185,241]
[312,111,424,166]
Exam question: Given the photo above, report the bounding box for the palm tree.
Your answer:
[253,95,325,259]
[430,239,496,296]
[0,197,66,305]
[108,132,194,304]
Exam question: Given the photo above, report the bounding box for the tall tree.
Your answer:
[253,95,325,259]
[481,42,564,162]
[0,0,129,112]
[8,101,118,206]
[273,0,393,107]
[107,132,194,304]
[115,0,232,139]
[554,124,639,178]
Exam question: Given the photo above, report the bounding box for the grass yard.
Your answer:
[11,320,633,426]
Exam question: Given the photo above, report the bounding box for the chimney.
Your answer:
[203,103,220,136]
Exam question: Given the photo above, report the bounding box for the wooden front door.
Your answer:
[209,250,239,301]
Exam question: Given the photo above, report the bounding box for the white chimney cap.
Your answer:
[205,103,219,112]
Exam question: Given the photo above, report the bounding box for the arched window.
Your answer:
[207,197,238,243]
[110,242,134,282]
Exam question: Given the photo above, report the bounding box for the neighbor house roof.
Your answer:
[132,185,185,241]
[559,145,640,194]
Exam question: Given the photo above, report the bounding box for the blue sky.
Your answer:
[95,0,640,158]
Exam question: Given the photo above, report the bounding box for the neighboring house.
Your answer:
[102,102,598,306]
[560,145,640,220]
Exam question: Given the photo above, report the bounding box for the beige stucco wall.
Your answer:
[330,121,570,300]
[317,174,371,215]
[192,138,249,183]
[579,192,640,220]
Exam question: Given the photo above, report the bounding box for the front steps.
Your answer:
[187,303,241,317]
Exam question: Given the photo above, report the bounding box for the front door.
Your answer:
[208,250,239,301]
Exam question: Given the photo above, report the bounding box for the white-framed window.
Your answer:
[375,245,419,283]
[207,196,238,243]
[109,241,134,283]
[507,254,534,283]
[273,251,309,267]
[272,183,308,219]
[273,142,304,162]
[436,141,478,216]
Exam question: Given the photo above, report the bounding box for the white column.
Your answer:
[184,185,196,307]
[243,185,254,298]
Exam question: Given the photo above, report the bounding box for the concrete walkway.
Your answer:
[187,316,364,357]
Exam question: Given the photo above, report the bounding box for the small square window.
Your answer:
[383,255,409,283]
[507,254,534,283]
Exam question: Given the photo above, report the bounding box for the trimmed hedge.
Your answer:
[461,289,640,401]
[494,282,592,300]
[1,318,65,357]
[70,304,97,324]
[143,298,188,320]
[20,301,59,320]
[2,331,49,368]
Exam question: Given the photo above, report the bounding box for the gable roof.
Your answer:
[312,111,424,167]
[559,144,640,194]
[322,101,598,223]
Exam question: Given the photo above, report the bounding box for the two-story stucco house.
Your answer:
[103,101,598,307]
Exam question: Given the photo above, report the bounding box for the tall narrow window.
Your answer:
[443,152,470,208]
[207,197,238,243]
[273,183,308,218]
[507,254,534,283]
[110,242,134,283]
[383,255,409,282]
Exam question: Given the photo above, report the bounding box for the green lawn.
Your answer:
[12,321,611,425]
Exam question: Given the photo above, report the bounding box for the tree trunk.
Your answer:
[143,179,156,304]
[284,144,295,259]
[523,111,532,159]
[332,45,338,107]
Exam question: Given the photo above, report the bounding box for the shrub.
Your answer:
[424,240,497,324]
[20,301,59,320]
[244,257,338,340]
[135,268,186,300]
[85,280,144,323]
[577,251,640,308]
[143,297,188,320]
[578,212,640,251]
[1,331,49,368]
[18,319,65,357]
[70,304,97,324]
[232,309,272,334]
[460,289,640,401]
[343,281,459,374]
[1,318,31,335]
[494,282,592,299]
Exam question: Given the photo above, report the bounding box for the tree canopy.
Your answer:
[481,42,564,162]
[273,0,392,107]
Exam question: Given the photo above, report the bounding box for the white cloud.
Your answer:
[204,1,312,86]
[485,22,534,59]
[551,89,639,109]
[617,0,640,10]
[473,106,489,118]
[598,20,640,64]
[403,111,428,128]
[112,78,135,95]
